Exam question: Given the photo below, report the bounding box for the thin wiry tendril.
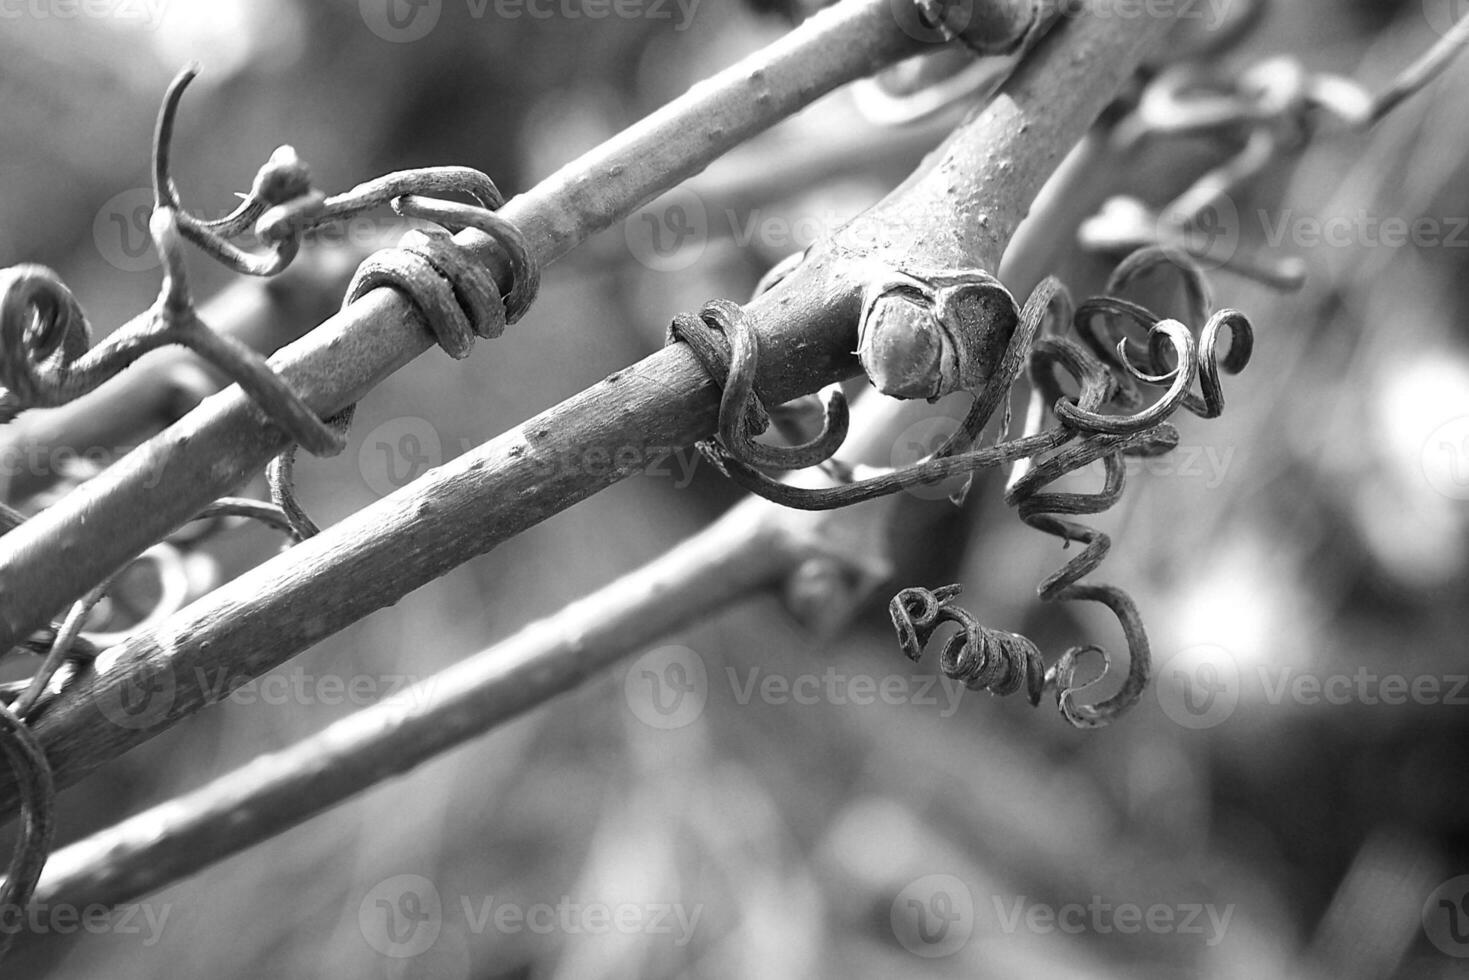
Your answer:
[672,246,1254,728]
[890,584,1046,701]
[264,407,356,541]
[0,697,54,963]
[0,65,537,460]
[0,490,317,717]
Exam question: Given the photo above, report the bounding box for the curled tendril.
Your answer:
[1054,319,1196,435]
[0,489,314,718]
[0,64,537,462]
[264,407,356,541]
[671,246,1253,728]
[667,300,850,474]
[392,196,538,325]
[157,66,508,280]
[890,585,1046,702]
[0,698,54,962]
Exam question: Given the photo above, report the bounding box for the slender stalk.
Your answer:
[0,0,1032,652]
[0,7,1173,817]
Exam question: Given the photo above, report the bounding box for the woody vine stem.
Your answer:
[0,0,1463,952]
[0,0,1112,814]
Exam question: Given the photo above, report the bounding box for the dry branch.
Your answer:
[32,498,819,911]
[24,131,1121,909]
[0,0,1033,652]
[0,5,1174,817]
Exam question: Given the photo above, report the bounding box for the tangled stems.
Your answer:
[0,3,1178,824]
[681,247,1253,727]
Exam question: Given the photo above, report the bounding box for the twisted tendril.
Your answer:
[671,246,1253,728]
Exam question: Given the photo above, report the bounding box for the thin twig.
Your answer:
[0,7,1173,816]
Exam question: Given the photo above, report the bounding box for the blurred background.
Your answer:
[1,0,1468,976]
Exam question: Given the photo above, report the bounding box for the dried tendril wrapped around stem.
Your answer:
[671,245,1253,729]
[0,64,538,458]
